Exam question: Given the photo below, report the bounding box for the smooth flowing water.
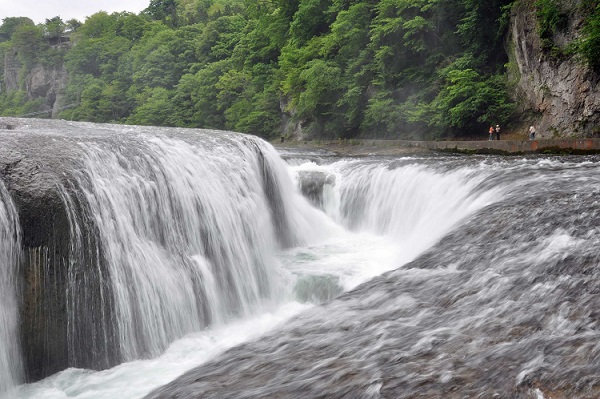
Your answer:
[0,180,21,393]
[1,123,598,398]
[146,155,600,399]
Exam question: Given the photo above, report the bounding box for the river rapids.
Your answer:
[0,120,598,399]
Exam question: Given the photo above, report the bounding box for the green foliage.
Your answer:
[535,0,569,51]
[0,17,34,42]
[0,0,519,138]
[425,68,515,137]
[197,15,246,62]
[362,94,405,138]
[536,0,569,36]
[12,24,47,70]
[0,90,44,116]
[44,17,66,39]
[114,13,152,41]
[579,3,600,71]
[289,0,333,45]
[65,19,82,33]
[144,0,179,27]
[77,12,118,38]
[128,87,179,125]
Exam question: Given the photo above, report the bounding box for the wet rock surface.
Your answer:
[296,170,336,208]
[0,119,96,380]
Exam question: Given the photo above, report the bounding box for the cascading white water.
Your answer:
[141,156,600,399]
[330,160,500,261]
[0,180,22,393]
[64,134,326,362]
[286,159,502,289]
[5,128,511,399]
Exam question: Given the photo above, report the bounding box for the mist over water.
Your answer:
[1,123,599,398]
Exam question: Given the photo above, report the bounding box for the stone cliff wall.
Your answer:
[2,44,69,118]
[3,50,20,93]
[509,0,600,138]
[27,64,69,118]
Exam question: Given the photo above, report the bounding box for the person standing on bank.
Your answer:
[489,126,494,141]
[529,125,536,140]
[495,124,501,140]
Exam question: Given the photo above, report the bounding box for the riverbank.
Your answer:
[273,138,600,156]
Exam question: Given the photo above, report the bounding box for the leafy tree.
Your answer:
[0,17,34,42]
[579,2,600,71]
[44,17,66,40]
[65,35,130,78]
[172,60,231,128]
[114,13,152,41]
[12,24,46,70]
[144,0,179,27]
[65,19,82,33]
[289,0,334,45]
[128,87,178,125]
[0,0,520,138]
[535,0,569,51]
[178,0,214,25]
[77,12,117,38]
[196,15,247,63]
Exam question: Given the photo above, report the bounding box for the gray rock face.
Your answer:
[296,170,336,208]
[0,119,87,381]
[26,64,69,117]
[2,45,69,117]
[3,50,20,94]
[510,1,600,138]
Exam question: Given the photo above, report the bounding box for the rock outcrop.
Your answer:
[26,64,69,117]
[510,0,600,138]
[3,50,20,93]
[2,42,69,118]
[0,118,124,381]
[0,120,83,381]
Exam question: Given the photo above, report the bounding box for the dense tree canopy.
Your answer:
[0,0,596,139]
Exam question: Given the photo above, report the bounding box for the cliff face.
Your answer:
[2,44,69,118]
[3,50,20,93]
[510,0,600,138]
[27,64,69,117]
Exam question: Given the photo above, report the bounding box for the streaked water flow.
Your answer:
[10,146,502,399]
[145,156,600,399]
[0,180,22,393]
[60,135,329,363]
[3,130,598,398]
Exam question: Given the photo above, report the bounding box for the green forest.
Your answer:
[1,0,599,140]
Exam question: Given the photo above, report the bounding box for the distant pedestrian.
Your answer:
[529,125,536,140]
[495,124,501,140]
[489,126,494,141]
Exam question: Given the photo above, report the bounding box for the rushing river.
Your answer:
[0,122,599,398]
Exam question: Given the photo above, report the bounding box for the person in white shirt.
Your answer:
[529,125,536,140]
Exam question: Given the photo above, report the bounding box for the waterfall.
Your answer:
[3,124,598,398]
[0,180,22,393]
[332,160,499,260]
[292,159,502,271]
[58,133,320,364]
[144,156,600,399]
